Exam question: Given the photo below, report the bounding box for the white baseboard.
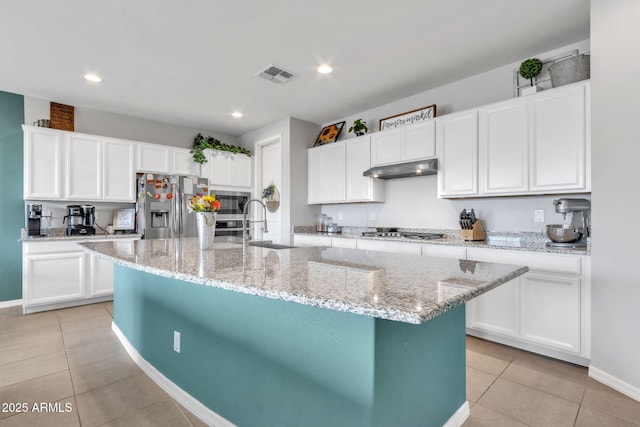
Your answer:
[443,401,470,427]
[111,323,236,427]
[0,299,22,309]
[589,366,640,402]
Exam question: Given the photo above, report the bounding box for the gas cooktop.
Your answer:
[361,231,444,240]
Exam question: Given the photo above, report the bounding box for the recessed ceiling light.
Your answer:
[83,73,103,82]
[231,112,243,118]
[317,65,333,74]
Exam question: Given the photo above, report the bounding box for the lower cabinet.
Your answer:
[465,248,590,365]
[292,234,591,364]
[22,239,132,313]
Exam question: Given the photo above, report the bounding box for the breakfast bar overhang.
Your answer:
[82,239,528,427]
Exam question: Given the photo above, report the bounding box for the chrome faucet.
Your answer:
[242,199,268,241]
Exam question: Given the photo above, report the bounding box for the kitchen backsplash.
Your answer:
[26,201,135,234]
[318,176,591,233]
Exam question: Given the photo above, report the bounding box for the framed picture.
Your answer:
[313,121,345,147]
[379,105,436,131]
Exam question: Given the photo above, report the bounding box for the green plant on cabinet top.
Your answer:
[348,119,368,136]
[191,133,252,164]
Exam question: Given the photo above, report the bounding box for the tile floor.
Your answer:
[0,302,639,426]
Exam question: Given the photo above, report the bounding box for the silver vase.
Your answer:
[196,212,217,250]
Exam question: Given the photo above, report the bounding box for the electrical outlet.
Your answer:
[369,211,376,221]
[173,331,181,353]
[534,210,545,223]
[338,212,343,221]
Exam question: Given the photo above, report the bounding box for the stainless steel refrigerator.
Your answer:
[135,174,209,239]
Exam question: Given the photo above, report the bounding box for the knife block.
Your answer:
[461,220,486,241]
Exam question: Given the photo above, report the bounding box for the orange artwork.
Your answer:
[314,121,345,147]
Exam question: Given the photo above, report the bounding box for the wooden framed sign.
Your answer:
[379,104,436,131]
[50,102,75,131]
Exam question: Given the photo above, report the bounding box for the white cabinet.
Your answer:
[23,126,65,200]
[103,138,136,202]
[371,120,436,166]
[438,81,590,198]
[293,234,332,247]
[23,126,136,202]
[90,253,115,297]
[421,244,466,260]
[479,98,529,195]
[172,147,201,177]
[308,138,383,204]
[436,110,479,197]
[465,247,590,364]
[346,136,385,202]
[137,143,172,173]
[206,150,252,188]
[66,133,103,200]
[22,238,136,313]
[356,239,422,255]
[308,142,346,204]
[529,83,588,192]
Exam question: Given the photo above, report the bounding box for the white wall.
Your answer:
[239,117,320,243]
[590,0,640,398]
[319,40,591,232]
[24,96,237,148]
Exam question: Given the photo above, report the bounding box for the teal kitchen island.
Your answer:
[82,238,528,427]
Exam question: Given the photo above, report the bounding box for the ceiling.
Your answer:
[0,0,589,137]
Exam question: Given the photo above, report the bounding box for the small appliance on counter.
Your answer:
[459,209,486,241]
[360,228,444,240]
[63,204,96,236]
[546,198,590,248]
[26,204,42,236]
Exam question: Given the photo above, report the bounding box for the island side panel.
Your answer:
[373,306,466,427]
[113,266,376,426]
[113,265,467,427]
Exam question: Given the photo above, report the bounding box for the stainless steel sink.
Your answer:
[248,241,297,249]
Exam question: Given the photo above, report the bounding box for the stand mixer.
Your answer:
[546,198,591,248]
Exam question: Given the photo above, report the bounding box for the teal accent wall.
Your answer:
[114,266,466,427]
[0,91,24,302]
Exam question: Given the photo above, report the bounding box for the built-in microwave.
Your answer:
[211,190,250,236]
[212,190,250,218]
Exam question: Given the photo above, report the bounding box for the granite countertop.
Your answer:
[294,227,591,256]
[20,228,141,242]
[81,237,528,324]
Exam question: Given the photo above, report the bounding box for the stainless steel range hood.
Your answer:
[363,159,438,179]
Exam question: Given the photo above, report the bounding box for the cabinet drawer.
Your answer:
[422,244,466,259]
[467,248,581,275]
[293,235,332,247]
[24,241,84,254]
[331,238,357,249]
[356,239,422,255]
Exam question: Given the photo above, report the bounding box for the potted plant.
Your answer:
[519,58,543,96]
[348,119,368,137]
[191,133,252,164]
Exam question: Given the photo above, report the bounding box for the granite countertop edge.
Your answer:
[81,241,529,325]
[293,229,590,256]
[20,228,142,242]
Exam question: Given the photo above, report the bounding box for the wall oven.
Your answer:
[212,190,250,236]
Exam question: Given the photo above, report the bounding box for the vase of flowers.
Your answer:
[189,194,222,250]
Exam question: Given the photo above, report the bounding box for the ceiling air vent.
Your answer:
[255,64,296,85]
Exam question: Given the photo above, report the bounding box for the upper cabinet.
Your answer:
[479,98,529,195]
[24,126,65,200]
[308,137,384,204]
[137,143,172,174]
[103,138,136,202]
[24,126,136,202]
[528,84,588,192]
[438,81,590,198]
[204,149,252,189]
[172,147,201,177]
[371,120,436,166]
[437,110,479,198]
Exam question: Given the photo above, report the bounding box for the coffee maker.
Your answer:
[64,205,96,236]
[27,204,42,236]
